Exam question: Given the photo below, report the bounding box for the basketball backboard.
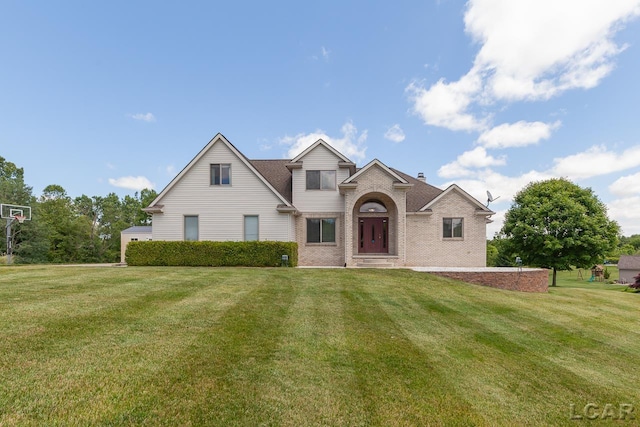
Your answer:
[1,203,32,221]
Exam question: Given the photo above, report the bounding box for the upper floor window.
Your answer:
[443,218,463,239]
[306,170,336,190]
[211,164,231,185]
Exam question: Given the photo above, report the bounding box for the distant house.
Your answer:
[618,255,640,283]
[120,226,152,263]
[140,133,494,267]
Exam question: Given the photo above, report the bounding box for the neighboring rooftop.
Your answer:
[618,255,640,269]
[122,226,153,234]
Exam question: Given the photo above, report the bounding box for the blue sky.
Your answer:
[2,1,640,237]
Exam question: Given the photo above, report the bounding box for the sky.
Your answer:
[2,1,640,237]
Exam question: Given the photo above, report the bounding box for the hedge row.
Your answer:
[125,241,298,267]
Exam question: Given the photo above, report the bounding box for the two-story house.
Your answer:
[143,133,494,267]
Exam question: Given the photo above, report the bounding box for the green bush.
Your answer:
[125,240,298,267]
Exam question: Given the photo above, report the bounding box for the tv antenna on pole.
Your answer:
[486,190,500,208]
[1,203,32,265]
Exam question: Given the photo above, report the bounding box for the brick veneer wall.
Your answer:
[295,212,345,266]
[428,268,548,292]
[406,190,487,267]
[342,165,408,267]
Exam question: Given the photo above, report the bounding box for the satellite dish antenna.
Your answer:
[486,190,500,207]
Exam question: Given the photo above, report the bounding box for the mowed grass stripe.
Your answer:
[254,271,369,426]
[338,271,487,426]
[0,268,256,426]
[1,267,639,426]
[95,270,299,426]
[366,271,638,425]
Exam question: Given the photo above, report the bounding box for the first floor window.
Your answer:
[307,218,336,243]
[211,163,231,185]
[184,215,199,241]
[443,218,463,239]
[244,215,259,241]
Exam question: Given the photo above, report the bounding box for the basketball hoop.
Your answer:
[14,215,25,224]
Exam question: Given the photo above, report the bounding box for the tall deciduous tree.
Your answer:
[500,178,619,286]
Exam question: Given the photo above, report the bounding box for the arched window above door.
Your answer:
[359,200,387,213]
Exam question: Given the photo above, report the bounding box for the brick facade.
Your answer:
[295,212,345,266]
[341,165,408,267]
[427,268,549,292]
[405,190,487,267]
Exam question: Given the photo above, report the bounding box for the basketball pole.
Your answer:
[5,217,16,265]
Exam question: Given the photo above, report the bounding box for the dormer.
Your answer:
[290,139,354,212]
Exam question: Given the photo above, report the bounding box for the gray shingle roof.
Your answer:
[391,168,444,212]
[247,159,444,212]
[122,226,152,234]
[249,160,293,203]
[618,255,640,270]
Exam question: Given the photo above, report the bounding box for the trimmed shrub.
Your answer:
[126,241,298,267]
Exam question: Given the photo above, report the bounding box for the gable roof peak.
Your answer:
[342,158,409,185]
[290,139,353,163]
[147,133,293,209]
[420,183,494,214]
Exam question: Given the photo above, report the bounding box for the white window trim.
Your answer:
[306,170,336,191]
[306,217,337,245]
[244,215,259,241]
[184,215,199,241]
[443,217,464,240]
[210,163,232,186]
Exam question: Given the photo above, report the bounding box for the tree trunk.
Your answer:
[552,267,557,287]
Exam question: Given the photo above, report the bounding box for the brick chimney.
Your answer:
[417,172,426,183]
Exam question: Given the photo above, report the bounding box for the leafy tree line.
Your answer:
[1,156,157,264]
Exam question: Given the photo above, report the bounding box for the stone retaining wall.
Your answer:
[427,268,548,292]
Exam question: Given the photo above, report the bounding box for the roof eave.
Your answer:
[276,205,298,213]
[142,205,164,214]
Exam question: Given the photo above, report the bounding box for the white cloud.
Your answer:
[609,171,640,196]
[129,112,156,122]
[551,145,640,180]
[607,196,640,235]
[406,73,486,132]
[467,0,638,101]
[408,0,640,132]
[438,147,506,178]
[166,165,176,176]
[281,121,367,161]
[437,144,640,237]
[108,176,155,191]
[477,120,561,148]
[384,124,406,143]
[321,46,331,61]
[486,209,507,239]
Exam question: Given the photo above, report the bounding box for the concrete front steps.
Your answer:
[353,256,398,268]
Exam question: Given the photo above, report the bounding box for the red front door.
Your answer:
[359,217,388,253]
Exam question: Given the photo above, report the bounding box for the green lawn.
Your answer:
[0,266,638,426]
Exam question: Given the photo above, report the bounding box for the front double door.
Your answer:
[359,217,388,254]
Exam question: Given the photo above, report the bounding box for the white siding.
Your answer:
[292,144,349,212]
[152,141,293,242]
